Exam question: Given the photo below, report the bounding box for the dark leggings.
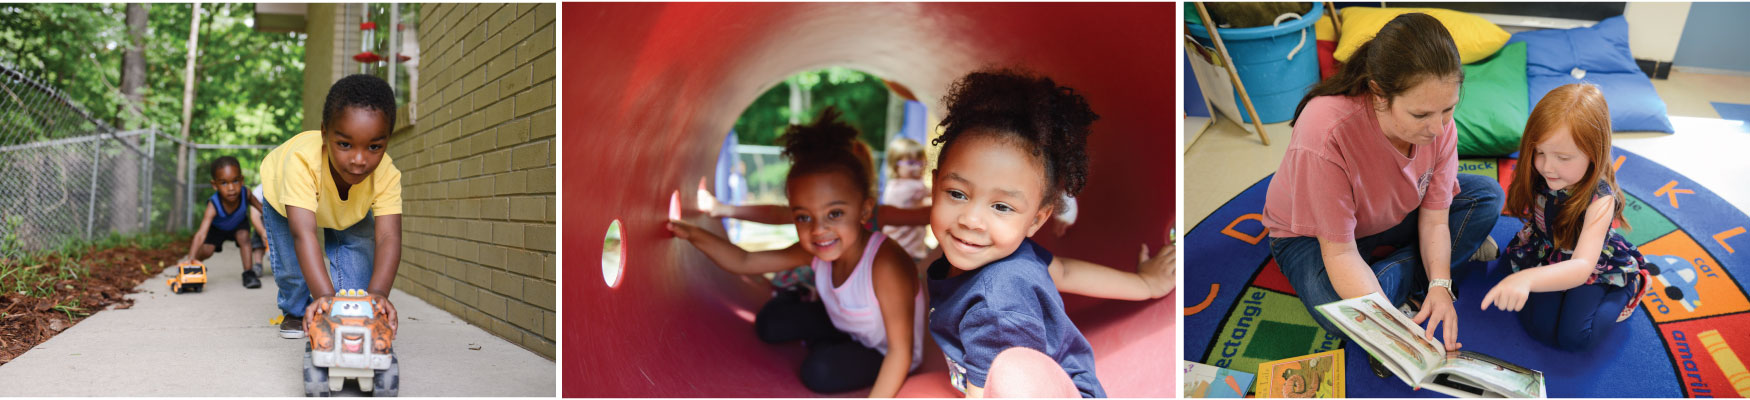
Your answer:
[754,290,887,393]
[1517,282,1633,352]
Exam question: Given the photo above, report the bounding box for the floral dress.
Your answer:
[1503,182,1647,316]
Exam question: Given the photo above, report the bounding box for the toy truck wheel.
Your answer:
[190,283,203,293]
[303,344,331,397]
[372,354,400,397]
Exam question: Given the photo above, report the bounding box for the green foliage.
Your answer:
[1,3,305,183]
[3,4,306,235]
[0,227,183,298]
[0,4,128,136]
[732,67,892,152]
[53,298,89,319]
[745,162,791,198]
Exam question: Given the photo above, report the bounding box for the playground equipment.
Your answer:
[303,289,400,397]
[166,260,207,293]
[568,3,1175,396]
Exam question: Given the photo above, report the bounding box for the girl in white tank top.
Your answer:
[665,108,925,395]
[814,231,926,370]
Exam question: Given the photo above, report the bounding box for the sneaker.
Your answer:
[279,314,305,339]
[252,262,264,276]
[241,269,262,289]
[1470,236,1500,262]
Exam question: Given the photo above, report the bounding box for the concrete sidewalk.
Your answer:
[0,243,555,396]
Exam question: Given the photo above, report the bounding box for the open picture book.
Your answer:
[1255,349,1344,398]
[1183,360,1256,398]
[1315,292,1547,398]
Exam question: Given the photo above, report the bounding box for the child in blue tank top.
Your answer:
[184,156,268,289]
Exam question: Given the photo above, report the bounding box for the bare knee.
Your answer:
[196,244,216,261]
[984,347,1078,398]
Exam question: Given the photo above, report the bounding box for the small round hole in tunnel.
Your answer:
[602,219,625,288]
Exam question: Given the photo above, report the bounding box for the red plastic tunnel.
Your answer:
[565,3,1176,397]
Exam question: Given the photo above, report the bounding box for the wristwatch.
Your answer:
[1430,278,1456,302]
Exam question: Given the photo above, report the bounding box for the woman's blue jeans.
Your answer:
[1271,173,1503,339]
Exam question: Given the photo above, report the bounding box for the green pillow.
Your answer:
[1455,42,1529,157]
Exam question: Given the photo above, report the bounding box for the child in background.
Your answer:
[182,156,268,289]
[668,108,925,396]
[881,138,931,261]
[925,69,1174,398]
[1482,83,1647,351]
[258,74,404,340]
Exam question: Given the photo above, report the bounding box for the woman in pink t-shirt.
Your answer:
[1259,13,1504,371]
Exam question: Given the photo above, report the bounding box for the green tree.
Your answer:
[2,3,305,230]
[733,67,892,152]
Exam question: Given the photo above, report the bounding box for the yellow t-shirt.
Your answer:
[260,130,403,230]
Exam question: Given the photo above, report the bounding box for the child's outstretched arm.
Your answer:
[868,243,918,398]
[288,206,332,293]
[696,177,930,227]
[248,207,268,246]
[245,192,268,244]
[667,219,812,275]
[184,202,219,261]
[1483,197,1618,312]
[695,177,792,224]
[1048,241,1175,301]
[368,214,403,331]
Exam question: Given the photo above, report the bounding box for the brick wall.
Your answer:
[386,3,556,359]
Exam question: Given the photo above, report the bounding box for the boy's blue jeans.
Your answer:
[1271,173,1503,340]
[260,200,375,318]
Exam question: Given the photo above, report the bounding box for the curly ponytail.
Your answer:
[778,107,874,200]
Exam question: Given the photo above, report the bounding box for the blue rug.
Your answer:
[1714,102,1750,124]
[1185,148,1750,397]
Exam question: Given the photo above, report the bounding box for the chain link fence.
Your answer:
[1,63,272,253]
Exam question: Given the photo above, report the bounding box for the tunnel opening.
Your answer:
[712,67,935,252]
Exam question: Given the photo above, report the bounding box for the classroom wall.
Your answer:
[1624,2,1691,63]
[386,3,558,359]
[1673,2,1750,73]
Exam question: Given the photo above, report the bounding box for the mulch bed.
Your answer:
[0,239,188,365]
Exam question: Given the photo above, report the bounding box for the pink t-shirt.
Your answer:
[1262,95,1459,243]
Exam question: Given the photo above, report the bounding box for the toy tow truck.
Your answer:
[166,260,207,293]
[304,289,400,397]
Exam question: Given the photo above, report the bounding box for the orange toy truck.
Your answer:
[303,289,400,396]
[166,260,207,293]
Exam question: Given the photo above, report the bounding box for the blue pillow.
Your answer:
[1508,16,1640,76]
[1528,72,1674,133]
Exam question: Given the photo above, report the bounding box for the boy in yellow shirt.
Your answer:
[258,74,403,339]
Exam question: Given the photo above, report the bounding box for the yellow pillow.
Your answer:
[1316,13,1336,42]
[1334,7,1509,65]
